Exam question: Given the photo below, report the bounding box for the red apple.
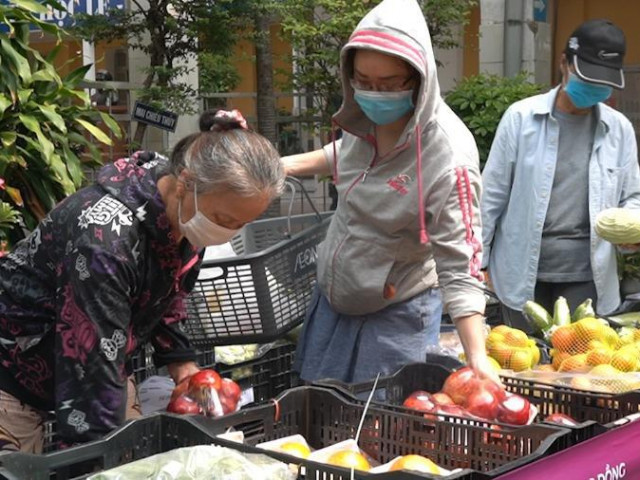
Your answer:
[434,404,467,419]
[497,392,531,425]
[403,390,436,413]
[189,369,222,392]
[442,367,481,406]
[432,392,455,406]
[481,380,507,402]
[170,377,191,402]
[465,388,499,421]
[544,413,579,427]
[167,395,201,415]
[220,378,242,404]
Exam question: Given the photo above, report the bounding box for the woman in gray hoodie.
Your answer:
[283,0,493,383]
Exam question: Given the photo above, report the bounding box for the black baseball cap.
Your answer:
[565,19,626,89]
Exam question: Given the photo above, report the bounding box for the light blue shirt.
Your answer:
[481,86,640,315]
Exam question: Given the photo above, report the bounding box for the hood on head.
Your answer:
[333,0,440,138]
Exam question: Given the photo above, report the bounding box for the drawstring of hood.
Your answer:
[328,0,439,246]
[331,120,339,184]
[415,124,428,244]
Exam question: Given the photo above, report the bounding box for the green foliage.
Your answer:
[73,0,245,116]
[445,72,543,167]
[0,0,121,240]
[618,252,640,280]
[277,0,478,131]
[198,53,241,94]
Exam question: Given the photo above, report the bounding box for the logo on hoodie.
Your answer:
[387,174,411,195]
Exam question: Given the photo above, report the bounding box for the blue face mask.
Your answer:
[353,87,414,125]
[564,73,612,109]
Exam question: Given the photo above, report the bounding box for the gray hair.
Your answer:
[174,129,285,199]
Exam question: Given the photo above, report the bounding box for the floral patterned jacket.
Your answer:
[0,154,201,444]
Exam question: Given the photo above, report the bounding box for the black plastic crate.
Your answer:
[0,388,568,480]
[182,212,332,347]
[199,341,300,406]
[41,341,299,454]
[318,363,633,449]
[0,414,231,480]
[207,386,569,479]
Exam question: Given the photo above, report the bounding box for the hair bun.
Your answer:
[210,109,249,132]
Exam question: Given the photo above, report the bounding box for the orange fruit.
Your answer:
[504,329,529,347]
[488,343,512,366]
[570,376,593,390]
[506,348,533,371]
[491,325,513,336]
[586,348,613,367]
[603,327,619,348]
[537,364,556,372]
[326,450,371,472]
[552,351,571,371]
[390,455,440,474]
[551,326,577,353]
[573,317,605,344]
[611,351,639,372]
[558,354,589,373]
[486,332,506,349]
[589,364,622,377]
[279,441,311,459]
[529,345,541,366]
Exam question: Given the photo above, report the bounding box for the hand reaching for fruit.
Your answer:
[467,353,503,386]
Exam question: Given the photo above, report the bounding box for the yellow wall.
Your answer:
[463,4,480,77]
[223,24,293,120]
[554,0,640,81]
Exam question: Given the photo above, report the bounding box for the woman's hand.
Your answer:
[455,313,502,385]
[167,361,200,385]
[467,351,502,385]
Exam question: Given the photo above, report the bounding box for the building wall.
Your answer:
[478,0,553,85]
[553,0,640,79]
[218,24,293,122]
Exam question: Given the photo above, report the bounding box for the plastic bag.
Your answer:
[88,445,296,480]
[505,368,640,394]
[214,342,275,367]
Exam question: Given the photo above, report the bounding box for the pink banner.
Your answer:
[497,418,640,480]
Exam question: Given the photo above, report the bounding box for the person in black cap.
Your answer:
[481,19,640,333]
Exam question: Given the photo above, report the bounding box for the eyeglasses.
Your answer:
[350,76,416,93]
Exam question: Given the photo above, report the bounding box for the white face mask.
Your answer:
[178,183,240,248]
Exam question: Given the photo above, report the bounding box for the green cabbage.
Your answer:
[595,208,640,244]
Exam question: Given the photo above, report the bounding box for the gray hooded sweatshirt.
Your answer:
[318,0,485,320]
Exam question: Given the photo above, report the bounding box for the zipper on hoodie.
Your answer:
[329,141,377,305]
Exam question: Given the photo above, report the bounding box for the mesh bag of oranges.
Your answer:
[485,325,541,372]
[527,320,640,393]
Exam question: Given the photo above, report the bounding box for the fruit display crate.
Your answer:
[41,341,300,454]
[0,414,230,480]
[316,362,640,449]
[182,212,332,347]
[3,388,568,480]
[206,386,569,479]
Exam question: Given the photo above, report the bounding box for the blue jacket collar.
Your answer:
[533,85,611,134]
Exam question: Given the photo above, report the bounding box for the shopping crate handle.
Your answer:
[283,176,324,236]
[196,264,229,281]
